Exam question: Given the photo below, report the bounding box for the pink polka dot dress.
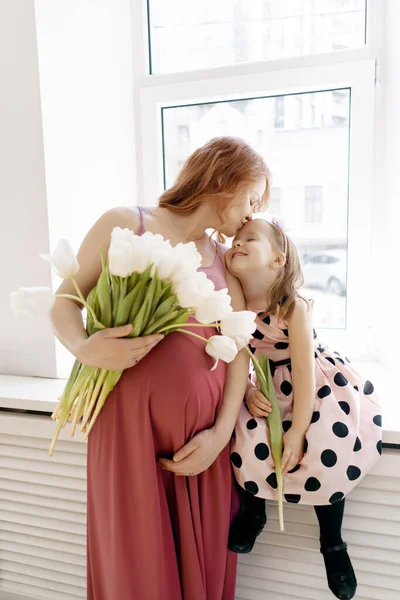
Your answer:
[231,307,382,506]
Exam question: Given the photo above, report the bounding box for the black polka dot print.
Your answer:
[303,438,309,454]
[282,328,289,337]
[321,449,338,467]
[263,315,271,325]
[325,357,335,366]
[329,492,345,505]
[279,296,288,305]
[353,385,359,391]
[280,381,293,396]
[346,465,361,481]
[254,443,270,461]
[353,437,362,452]
[334,372,348,387]
[253,329,264,340]
[332,422,349,438]
[244,481,259,495]
[311,411,320,424]
[282,420,292,433]
[284,494,301,503]
[246,419,258,430]
[313,329,317,339]
[345,356,351,363]
[363,380,374,395]
[287,364,292,373]
[318,385,332,399]
[230,452,242,468]
[336,357,345,366]
[305,477,321,492]
[288,464,301,474]
[377,440,382,455]
[266,472,278,489]
[373,415,382,427]
[339,401,350,415]
[275,342,289,350]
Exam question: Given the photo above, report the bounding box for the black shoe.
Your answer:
[321,542,357,600]
[228,508,266,554]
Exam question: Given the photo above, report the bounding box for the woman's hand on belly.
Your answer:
[157,427,229,476]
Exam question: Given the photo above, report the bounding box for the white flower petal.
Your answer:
[39,239,79,279]
[205,335,238,364]
[10,287,55,318]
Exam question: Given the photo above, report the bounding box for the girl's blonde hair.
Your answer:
[158,137,271,219]
[259,221,306,322]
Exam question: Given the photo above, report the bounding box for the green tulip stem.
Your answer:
[175,329,209,343]
[159,322,217,333]
[56,293,105,330]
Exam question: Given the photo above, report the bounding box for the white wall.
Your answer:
[34,0,137,378]
[0,1,137,378]
[380,0,400,373]
[0,0,56,378]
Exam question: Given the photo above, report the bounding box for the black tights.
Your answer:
[243,493,345,548]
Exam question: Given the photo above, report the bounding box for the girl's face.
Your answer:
[217,177,267,238]
[226,219,278,277]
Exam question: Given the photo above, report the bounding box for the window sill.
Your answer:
[1,361,399,445]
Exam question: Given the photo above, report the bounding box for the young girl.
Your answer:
[225,217,382,600]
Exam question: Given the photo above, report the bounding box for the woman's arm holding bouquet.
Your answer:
[50,208,163,371]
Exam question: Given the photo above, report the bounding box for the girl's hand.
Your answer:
[247,388,272,418]
[76,324,164,370]
[157,428,227,476]
[281,428,305,474]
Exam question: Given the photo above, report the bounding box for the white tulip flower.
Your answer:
[195,288,233,324]
[206,335,238,370]
[174,271,215,308]
[108,240,135,277]
[39,239,79,279]
[220,310,257,349]
[10,286,55,317]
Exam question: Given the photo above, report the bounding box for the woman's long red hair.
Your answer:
[159,137,271,215]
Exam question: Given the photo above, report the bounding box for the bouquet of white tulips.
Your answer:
[11,227,258,456]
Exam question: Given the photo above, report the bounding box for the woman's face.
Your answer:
[218,177,267,237]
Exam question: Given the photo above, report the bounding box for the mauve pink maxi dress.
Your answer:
[87,207,238,600]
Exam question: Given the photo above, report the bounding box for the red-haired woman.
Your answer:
[50,137,270,599]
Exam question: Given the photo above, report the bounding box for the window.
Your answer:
[147,0,367,74]
[305,186,323,223]
[274,96,285,128]
[269,188,281,216]
[156,86,351,329]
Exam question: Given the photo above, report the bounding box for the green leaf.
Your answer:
[148,276,164,321]
[138,275,158,335]
[60,358,81,414]
[114,279,141,327]
[128,264,153,323]
[127,271,139,292]
[159,281,174,303]
[86,287,98,336]
[97,267,112,328]
[146,295,176,327]
[131,293,152,337]
[111,276,120,324]
[142,309,179,335]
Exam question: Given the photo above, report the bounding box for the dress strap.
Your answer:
[135,206,146,235]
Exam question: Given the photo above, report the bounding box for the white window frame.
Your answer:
[134,11,377,358]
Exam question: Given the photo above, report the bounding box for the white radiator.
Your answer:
[0,414,86,600]
[0,413,398,600]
